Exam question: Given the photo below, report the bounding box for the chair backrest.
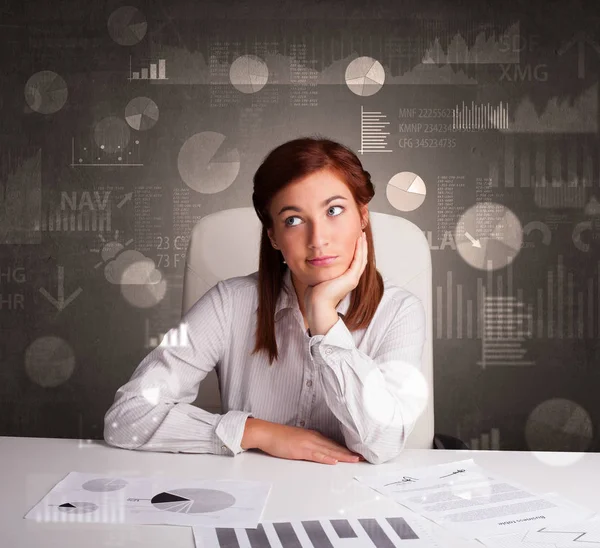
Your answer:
[182,207,434,449]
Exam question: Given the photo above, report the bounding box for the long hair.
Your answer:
[251,136,384,365]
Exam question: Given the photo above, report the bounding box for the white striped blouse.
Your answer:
[103,267,427,464]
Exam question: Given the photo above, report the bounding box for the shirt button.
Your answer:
[221,445,227,451]
[306,380,313,387]
[299,420,305,427]
[326,349,333,355]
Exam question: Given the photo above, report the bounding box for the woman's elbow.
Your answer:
[361,450,397,465]
[102,391,162,448]
[103,419,144,450]
[360,438,408,464]
[103,404,149,450]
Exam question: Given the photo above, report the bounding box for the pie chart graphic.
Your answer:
[107,6,147,46]
[230,55,269,94]
[58,502,98,514]
[177,131,240,193]
[525,398,593,452]
[83,478,128,492]
[345,56,385,96]
[25,336,75,388]
[125,97,159,131]
[94,116,131,154]
[24,71,68,114]
[455,202,523,271]
[386,172,427,212]
[151,488,236,513]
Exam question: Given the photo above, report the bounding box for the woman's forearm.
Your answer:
[240,417,270,450]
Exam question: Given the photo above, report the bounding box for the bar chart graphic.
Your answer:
[436,263,517,340]
[38,207,111,232]
[359,106,392,153]
[144,318,189,348]
[489,134,596,194]
[129,55,168,81]
[536,254,600,339]
[142,275,185,349]
[453,101,509,130]
[468,428,501,450]
[193,515,438,548]
[435,255,600,340]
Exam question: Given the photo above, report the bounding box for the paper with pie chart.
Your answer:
[24,471,272,528]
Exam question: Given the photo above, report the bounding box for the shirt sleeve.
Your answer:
[103,279,253,457]
[308,295,427,465]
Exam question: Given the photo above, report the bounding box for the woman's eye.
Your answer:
[284,205,344,227]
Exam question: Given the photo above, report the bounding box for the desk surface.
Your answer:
[2,436,599,547]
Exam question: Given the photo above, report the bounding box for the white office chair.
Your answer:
[182,207,464,450]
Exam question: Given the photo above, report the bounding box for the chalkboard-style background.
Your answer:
[1,0,599,453]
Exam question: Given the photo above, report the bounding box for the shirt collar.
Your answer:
[274,267,352,321]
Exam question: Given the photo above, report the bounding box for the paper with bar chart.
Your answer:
[355,460,594,541]
[192,511,481,548]
[24,471,271,528]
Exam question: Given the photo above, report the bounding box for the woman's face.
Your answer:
[267,168,368,287]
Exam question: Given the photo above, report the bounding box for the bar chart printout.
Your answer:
[193,514,469,548]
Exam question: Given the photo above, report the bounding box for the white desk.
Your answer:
[2,436,599,547]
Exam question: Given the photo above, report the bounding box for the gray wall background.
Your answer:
[1,0,599,452]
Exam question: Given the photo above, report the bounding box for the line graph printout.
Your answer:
[24,471,271,528]
[355,460,594,541]
[482,514,600,548]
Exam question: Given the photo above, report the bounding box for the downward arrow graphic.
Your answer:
[465,232,482,248]
[39,266,83,311]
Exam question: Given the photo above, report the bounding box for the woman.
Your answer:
[104,136,427,465]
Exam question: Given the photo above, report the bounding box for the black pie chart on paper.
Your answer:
[151,488,236,513]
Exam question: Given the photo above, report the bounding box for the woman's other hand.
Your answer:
[247,419,365,464]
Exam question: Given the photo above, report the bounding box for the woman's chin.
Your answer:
[307,265,343,277]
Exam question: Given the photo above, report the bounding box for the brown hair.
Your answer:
[251,136,384,365]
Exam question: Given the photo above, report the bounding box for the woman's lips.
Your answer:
[307,256,337,266]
